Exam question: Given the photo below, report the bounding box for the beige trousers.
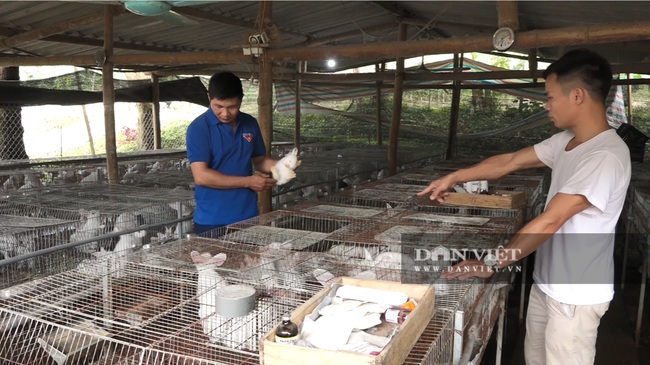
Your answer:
[524,284,610,365]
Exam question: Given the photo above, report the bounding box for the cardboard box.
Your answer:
[260,277,435,365]
[443,190,526,209]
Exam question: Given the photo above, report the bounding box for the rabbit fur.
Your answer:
[270,147,301,185]
[191,251,228,342]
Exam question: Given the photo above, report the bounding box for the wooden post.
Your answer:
[102,5,118,184]
[151,73,162,149]
[257,0,273,214]
[388,23,407,176]
[446,53,463,160]
[294,61,302,151]
[528,48,538,83]
[497,0,519,30]
[627,73,634,125]
[376,62,385,146]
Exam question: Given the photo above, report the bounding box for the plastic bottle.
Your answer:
[384,307,411,325]
[274,314,299,345]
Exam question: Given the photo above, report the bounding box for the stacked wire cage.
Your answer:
[314,172,526,364]
[0,161,531,365]
[0,234,324,365]
[0,184,195,289]
[381,170,544,223]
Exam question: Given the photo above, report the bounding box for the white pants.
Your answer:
[524,284,610,365]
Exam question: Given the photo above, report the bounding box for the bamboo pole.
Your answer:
[497,0,519,30]
[388,23,407,177]
[257,0,273,214]
[102,5,118,185]
[446,53,462,160]
[627,74,634,125]
[268,21,650,61]
[528,48,538,83]
[151,74,162,149]
[375,62,385,146]
[2,21,650,68]
[294,61,302,151]
[112,51,249,65]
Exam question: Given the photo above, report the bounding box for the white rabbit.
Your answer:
[113,211,140,232]
[70,209,105,254]
[270,147,301,185]
[146,226,175,248]
[114,230,147,254]
[191,251,228,343]
[110,230,147,278]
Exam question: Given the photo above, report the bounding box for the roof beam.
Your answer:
[2,21,650,71]
[401,17,493,35]
[172,6,306,40]
[370,1,407,17]
[303,22,397,47]
[44,34,181,53]
[497,0,519,30]
[0,7,123,51]
[0,25,181,53]
[370,2,450,38]
[267,21,650,62]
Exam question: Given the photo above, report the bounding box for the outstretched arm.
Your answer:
[417,146,546,202]
[442,192,592,279]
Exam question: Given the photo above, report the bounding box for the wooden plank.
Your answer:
[261,277,435,365]
[444,190,526,209]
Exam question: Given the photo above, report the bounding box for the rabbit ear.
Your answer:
[290,147,298,155]
[190,250,206,263]
[209,253,227,266]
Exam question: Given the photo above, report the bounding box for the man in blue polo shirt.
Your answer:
[186,71,277,235]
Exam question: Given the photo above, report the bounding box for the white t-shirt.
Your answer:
[533,129,631,305]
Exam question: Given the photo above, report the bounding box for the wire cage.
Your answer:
[0,185,195,288]
[118,169,195,191]
[220,210,373,252]
[286,200,396,221]
[0,235,325,365]
[395,204,524,233]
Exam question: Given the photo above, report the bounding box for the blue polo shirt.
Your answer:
[186,109,266,226]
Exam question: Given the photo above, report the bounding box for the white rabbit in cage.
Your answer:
[270,147,301,185]
[113,230,147,254]
[112,211,140,232]
[239,241,306,297]
[191,251,228,343]
[70,209,105,254]
[111,230,147,278]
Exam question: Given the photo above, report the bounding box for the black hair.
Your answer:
[208,71,244,100]
[542,49,612,105]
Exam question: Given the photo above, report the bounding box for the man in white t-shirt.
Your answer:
[418,49,631,365]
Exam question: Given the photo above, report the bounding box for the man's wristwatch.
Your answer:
[483,253,500,270]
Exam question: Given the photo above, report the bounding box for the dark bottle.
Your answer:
[275,314,299,345]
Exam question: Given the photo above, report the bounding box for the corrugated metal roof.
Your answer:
[0,1,648,74]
